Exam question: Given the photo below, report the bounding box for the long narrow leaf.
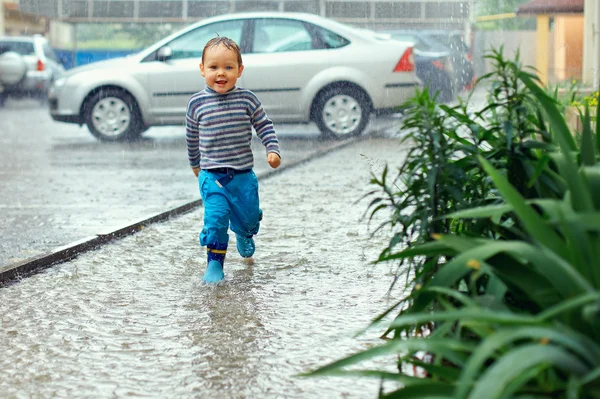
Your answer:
[437,236,592,300]
[519,72,577,152]
[478,157,570,260]
[581,106,596,166]
[304,338,475,377]
[455,326,600,398]
[519,72,594,212]
[469,344,590,399]
[536,292,600,321]
[387,308,538,330]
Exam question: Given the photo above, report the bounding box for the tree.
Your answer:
[475,0,536,30]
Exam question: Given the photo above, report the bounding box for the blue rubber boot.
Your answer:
[236,234,255,258]
[203,260,224,283]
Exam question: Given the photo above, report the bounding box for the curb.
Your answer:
[0,136,364,286]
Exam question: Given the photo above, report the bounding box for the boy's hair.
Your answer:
[202,36,243,66]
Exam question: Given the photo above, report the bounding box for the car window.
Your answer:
[0,41,35,55]
[317,26,350,49]
[42,43,59,62]
[252,19,313,53]
[166,20,244,60]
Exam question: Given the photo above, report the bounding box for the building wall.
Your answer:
[2,0,48,36]
[554,15,584,81]
[474,30,541,79]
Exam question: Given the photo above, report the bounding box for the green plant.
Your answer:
[305,51,600,398]
[366,48,564,290]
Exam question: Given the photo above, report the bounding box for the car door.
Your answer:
[241,18,331,121]
[143,19,246,124]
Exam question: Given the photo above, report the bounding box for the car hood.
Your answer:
[64,56,138,79]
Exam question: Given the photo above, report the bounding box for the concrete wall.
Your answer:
[49,21,75,49]
[474,30,537,77]
[474,30,564,83]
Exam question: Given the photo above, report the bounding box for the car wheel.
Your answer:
[314,86,370,139]
[0,51,27,87]
[83,89,143,141]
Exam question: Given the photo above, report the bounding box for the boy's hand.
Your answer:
[267,153,281,169]
[192,167,200,177]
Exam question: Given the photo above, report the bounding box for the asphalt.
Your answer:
[0,133,367,286]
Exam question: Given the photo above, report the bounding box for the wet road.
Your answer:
[0,137,407,398]
[0,99,401,269]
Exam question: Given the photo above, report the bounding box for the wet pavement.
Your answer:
[0,99,402,268]
[0,137,407,398]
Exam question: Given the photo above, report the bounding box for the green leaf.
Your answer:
[478,157,570,260]
[537,291,600,321]
[581,106,596,166]
[440,236,592,300]
[377,241,455,263]
[518,72,576,151]
[455,326,600,398]
[387,308,538,330]
[549,153,595,213]
[519,72,594,212]
[596,99,600,155]
[445,204,513,220]
[383,384,455,398]
[469,344,590,399]
[304,338,475,377]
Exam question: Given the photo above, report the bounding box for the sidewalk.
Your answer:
[0,137,407,398]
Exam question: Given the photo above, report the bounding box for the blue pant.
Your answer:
[198,169,262,249]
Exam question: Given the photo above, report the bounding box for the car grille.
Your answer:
[49,98,58,110]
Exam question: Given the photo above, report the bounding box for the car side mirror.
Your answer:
[157,46,173,61]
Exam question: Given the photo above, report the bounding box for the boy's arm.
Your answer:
[186,101,201,176]
[250,101,281,161]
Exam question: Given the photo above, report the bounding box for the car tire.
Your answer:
[0,51,27,87]
[83,89,143,142]
[314,86,371,139]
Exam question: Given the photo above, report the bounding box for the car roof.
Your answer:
[191,11,362,39]
[137,11,370,58]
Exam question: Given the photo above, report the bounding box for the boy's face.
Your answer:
[200,44,244,94]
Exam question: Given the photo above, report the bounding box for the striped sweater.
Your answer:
[186,86,280,171]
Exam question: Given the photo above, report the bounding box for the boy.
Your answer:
[186,37,281,284]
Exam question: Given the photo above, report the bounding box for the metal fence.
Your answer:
[18,0,472,29]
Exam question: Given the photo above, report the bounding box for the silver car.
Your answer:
[49,12,420,141]
[0,35,65,105]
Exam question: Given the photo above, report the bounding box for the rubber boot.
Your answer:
[203,260,224,283]
[236,234,255,258]
[203,245,227,283]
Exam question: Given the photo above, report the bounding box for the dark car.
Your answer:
[380,29,475,96]
[377,30,457,103]
[416,30,475,91]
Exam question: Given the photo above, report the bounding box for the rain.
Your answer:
[1,0,599,397]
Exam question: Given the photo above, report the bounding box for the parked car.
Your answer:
[419,30,475,90]
[375,30,456,103]
[48,12,421,141]
[0,35,65,106]
[379,29,475,96]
